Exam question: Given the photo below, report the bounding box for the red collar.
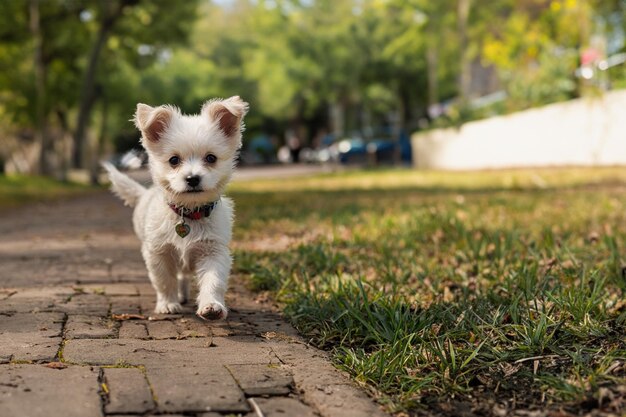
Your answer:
[169,200,219,220]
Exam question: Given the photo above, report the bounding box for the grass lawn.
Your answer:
[230,167,626,417]
[0,174,93,209]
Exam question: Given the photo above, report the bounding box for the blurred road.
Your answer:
[234,163,336,181]
[122,163,337,185]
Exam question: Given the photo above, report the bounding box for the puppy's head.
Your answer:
[134,96,248,207]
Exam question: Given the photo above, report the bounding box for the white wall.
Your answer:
[411,90,626,170]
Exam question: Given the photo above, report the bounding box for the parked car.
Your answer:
[239,134,277,165]
[330,128,412,165]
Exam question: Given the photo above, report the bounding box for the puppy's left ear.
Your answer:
[134,104,177,144]
[202,96,249,139]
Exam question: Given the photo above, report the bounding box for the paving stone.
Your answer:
[139,295,157,314]
[135,283,156,296]
[9,286,74,300]
[63,337,281,367]
[0,297,58,314]
[239,311,300,337]
[147,364,249,413]
[58,293,110,315]
[138,295,198,317]
[211,322,235,337]
[248,396,318,417]
[119,321,148,339]
[177,317,212,338]
[267,341,389,417]
[0,364,101,417]
[269,342,346,389]
[104,367,155,414]
[147,320,180,339]
[146,313,185,321]
[225,311,260,336]
[0,313,64,362]
[65,314,116,339]
[81,283,139,296]
[0,289,17,301]
[0,287,71,313]
[227,364,294,396]
[0,312,64,335]
[110,296,142,315]
[303,384,388,417]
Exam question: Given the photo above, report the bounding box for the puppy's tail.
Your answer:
[102,162,146,207]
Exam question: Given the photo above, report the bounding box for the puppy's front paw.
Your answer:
[154,301,183,314]
[196,302,228,321]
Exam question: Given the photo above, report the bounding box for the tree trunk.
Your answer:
[72,0,128,169]
[30,0,52,176]
[457,0,472,105]
[393,83,411,164]
[55,109,70,182]
[329,102,344,137]
[89,98,108,185]
[72,21,110,168]
[426,41,439,108]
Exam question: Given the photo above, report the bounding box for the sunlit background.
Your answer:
[0,0,625,181]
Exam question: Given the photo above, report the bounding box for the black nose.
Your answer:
[185,175,201,187]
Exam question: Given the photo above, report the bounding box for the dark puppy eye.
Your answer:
[168,156,181,166]
[205,154,217,164]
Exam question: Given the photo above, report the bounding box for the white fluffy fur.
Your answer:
[104,96,248,320]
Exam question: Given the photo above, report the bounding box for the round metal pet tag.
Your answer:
[175,222,190,238]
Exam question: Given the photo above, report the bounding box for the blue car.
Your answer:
[334,129,412,164]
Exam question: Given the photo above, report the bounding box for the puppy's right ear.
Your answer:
[134,104,175,143]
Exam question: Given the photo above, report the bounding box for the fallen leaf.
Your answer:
[587,231,600,243]
[44,362,67,369]
[499,362,522,377]
[112,313,146,321]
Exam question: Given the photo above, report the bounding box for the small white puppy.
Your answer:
[104,96,248,320]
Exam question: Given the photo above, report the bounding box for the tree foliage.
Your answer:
[0,0,624,175]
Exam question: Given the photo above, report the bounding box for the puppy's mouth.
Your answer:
[184,188,204,194]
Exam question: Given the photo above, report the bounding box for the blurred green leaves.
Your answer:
[1,0,624,166]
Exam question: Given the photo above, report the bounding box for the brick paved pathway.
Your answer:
[0,193,388,417]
